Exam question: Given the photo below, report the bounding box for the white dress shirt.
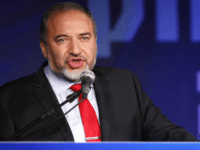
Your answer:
[44,65,99,142]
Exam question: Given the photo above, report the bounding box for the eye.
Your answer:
[58,39,65,42]
[81,36,89,41]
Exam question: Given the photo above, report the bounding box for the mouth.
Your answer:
[68,58,84,69]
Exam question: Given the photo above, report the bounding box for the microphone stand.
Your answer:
[6,89,83,141]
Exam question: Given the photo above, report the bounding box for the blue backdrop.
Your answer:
[1,0,200,139]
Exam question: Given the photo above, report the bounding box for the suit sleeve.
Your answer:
[131,72,198,141]
[0,92,15,140]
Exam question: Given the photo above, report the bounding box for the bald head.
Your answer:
[40,2,97,44]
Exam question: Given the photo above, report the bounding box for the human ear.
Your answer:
[40,41,48,58]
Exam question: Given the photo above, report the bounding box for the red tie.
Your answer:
[70,83,101,142]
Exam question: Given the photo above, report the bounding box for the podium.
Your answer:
[0,142,199,150]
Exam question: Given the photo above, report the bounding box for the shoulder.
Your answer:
[0,67,44,106]
[0,62,47,93]
[93,66,133,76]
[0,73,35,91]
[93,66,143,92]
[0,62,48,107]
[0,73,36,103]
[93,66,139,81]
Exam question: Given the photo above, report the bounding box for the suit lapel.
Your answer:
[93,68,111,141]
[32,63,74,141]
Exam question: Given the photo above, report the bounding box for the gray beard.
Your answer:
[48,58,96,82]
[61,65,89,82]
[45,45,97,82]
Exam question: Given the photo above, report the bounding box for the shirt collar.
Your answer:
[44,65,81,95]
[44,65,93,95]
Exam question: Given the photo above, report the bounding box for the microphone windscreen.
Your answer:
[80,70,95,83]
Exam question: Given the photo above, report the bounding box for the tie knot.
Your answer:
[70,83,81,92]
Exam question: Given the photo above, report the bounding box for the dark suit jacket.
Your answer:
[0,62,198,141]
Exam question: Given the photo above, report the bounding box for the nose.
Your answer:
[69,38,81,56]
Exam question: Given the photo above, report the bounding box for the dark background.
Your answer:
[1,0,200,139]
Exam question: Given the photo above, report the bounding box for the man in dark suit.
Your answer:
[0,2,198,141]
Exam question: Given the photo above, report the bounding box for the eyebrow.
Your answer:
[54,32,91,41]
[79,32,91,37]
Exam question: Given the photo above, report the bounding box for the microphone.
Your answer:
[80,70,95,100]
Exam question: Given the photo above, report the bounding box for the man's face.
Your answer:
[40,10,97,81]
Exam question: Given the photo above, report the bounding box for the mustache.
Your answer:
[64,55,87,63]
